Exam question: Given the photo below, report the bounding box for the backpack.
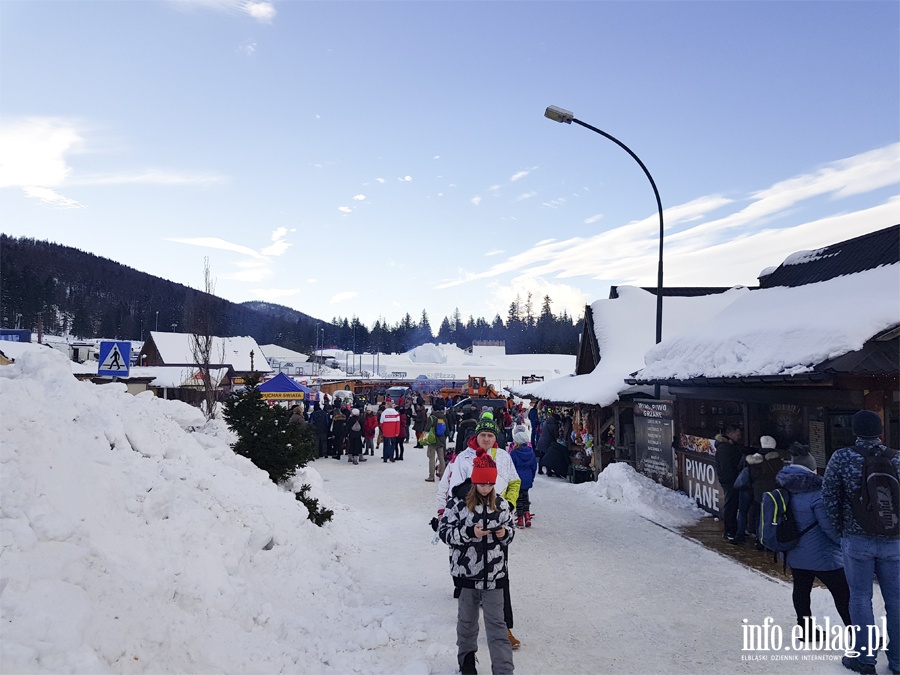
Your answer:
[350,418,361,433]
[434,416,447,437]
[758,488,817,554]
[850,446,900,537]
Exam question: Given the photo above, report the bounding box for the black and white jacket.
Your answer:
[438,494,515,590]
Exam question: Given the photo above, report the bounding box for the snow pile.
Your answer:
[405,343,450,364]
[576,463,706,528]
[0,348,409,674]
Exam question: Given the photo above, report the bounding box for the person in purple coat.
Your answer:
[509,425,537,528]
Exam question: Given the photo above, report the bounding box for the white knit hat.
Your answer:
[760,435,777,449]
[351,408,360,416]
[512,425,530,445]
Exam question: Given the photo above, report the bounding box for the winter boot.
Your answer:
[507,629,520,650]
[524,512,533,528]
[352,457,358,465]
[459,651,477,675]
[516,515,525,528]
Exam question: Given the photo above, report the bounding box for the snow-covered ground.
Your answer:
[1,348,886,674]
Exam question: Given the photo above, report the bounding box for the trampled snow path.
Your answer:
[317,449,862,675]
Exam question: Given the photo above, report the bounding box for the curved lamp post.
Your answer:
[544,105,664,397]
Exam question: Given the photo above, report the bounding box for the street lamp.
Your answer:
[544,105,664,397]
[155,311,159,332]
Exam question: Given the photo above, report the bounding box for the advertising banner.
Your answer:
[634,399,675,488]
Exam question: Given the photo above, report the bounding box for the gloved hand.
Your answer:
[430,517,439,532]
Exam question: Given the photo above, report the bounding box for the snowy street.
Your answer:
[315,449,851,675]
[1,348,886,675]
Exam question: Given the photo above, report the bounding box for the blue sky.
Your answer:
[2,0,898,330]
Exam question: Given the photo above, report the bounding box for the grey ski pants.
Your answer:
[457,587,514,675]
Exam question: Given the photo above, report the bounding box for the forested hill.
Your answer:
[0,235,324,351]
[1,236,581,354]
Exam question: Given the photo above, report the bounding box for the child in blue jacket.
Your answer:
[509,425,537,528]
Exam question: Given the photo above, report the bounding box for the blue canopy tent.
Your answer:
[258,372,320,402]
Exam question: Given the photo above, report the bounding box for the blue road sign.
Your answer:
[98,341,131,378]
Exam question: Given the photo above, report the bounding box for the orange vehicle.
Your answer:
[441,376,512,409]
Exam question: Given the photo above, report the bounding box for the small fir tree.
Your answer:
[222,373,317,484]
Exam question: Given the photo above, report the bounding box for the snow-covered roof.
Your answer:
[259,344,309,363]
[148,332,272,373]
[634,263,900,381]
[510,286,749,406]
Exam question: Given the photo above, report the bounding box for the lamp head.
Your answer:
[544,105,574,124]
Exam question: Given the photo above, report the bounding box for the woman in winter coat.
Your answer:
[414,405,428,448]
[534,413,560,475]
[345,408,366,464]
[735,436,784,545]
[776,464,852,640]
[439,449,515,675]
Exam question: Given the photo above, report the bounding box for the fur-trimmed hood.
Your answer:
[745,451,780,465]
[776,464,822,493]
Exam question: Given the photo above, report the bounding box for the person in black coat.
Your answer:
[533,412,560,474]
[715,425,748,541]
[535,413,564,477]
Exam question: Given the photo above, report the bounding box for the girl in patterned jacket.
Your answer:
[439,449,516,675]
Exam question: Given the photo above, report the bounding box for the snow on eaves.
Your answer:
[509,286,748,406]
[635,263,900,381]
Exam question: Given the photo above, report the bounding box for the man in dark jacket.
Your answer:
[714,424,747,542]
[822,410,899,675]
[454,406,478,452]
[309,403,329,458]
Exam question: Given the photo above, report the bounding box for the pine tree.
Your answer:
[222,373,317,484]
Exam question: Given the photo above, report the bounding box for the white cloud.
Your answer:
[260,227,293,256]
[353,194,365,201]
[471,196,482,206]
[168,237,266,259]
[0,116,226,211]
[485,250,505,257]
[338,206,352,213]
[244,1,275,22]
[510,170,530,182]
[584,213,603,225]
[0,117,81,188]
[376,178,385,183]
[512,191,537,202]
[486,185,501,192]
[435,144,900,291]
[238,42,257,56]
[22,186,84,209]
[398,176,412,182]
[330,291,359,303]
[173,0,276,23]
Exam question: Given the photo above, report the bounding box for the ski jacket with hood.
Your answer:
[776,465,843,571]
[822,438,900,538]
[438,491,516,590]
[435,435,521,511]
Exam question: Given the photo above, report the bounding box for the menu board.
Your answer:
[634,400,675,488]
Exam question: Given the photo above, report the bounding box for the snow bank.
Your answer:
[575,463,706,528]
[0,348,406,674]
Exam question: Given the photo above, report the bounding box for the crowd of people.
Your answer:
[290,393,897,675]
[714,412,899,675]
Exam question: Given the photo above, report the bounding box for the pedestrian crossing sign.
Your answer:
[98,341,131,377]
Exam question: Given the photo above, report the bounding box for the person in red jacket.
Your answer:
[363,409,378,456]
[379,401,401,463]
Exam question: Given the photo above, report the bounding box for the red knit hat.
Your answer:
[470,448,497,485]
